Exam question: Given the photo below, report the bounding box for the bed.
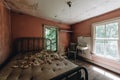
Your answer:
[0,37,88,80]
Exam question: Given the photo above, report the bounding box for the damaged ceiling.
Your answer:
[5,0,120,24]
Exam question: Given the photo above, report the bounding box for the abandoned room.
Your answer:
[0,0,120,80]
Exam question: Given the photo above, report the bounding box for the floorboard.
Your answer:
[70,59,120,80]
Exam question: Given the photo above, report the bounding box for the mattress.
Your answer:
[0,51,78,80]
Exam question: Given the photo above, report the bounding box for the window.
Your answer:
[44,25,58,51]
[92,18,120,60]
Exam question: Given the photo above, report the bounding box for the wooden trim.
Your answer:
[60,30,73,32]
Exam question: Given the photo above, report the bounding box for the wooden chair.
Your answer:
[67,43,77,60]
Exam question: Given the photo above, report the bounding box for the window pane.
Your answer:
[44,27,57,51]
[95,40,104,56]
[52,43,57,51]
[49,29,56,39]
[51,39,56,44]
[46,45,51,50]
[94,22,119,60]
[96,25,105,38]
[104,40,119,59]
[106,23,118,38]
[45,40,50,50]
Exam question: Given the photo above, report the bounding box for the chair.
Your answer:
[67,43,77,60]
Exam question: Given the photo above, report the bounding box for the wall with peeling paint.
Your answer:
[0,1,11,64]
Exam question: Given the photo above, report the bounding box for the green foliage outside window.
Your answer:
[96,23,118,38]
[44,26,57,51]
[95,22,119,60]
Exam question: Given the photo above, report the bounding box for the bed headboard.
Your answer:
[14,37,52,53]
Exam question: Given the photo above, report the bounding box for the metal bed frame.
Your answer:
[13,37,88,80]
[14,37,52,53]
[51,67,88,80]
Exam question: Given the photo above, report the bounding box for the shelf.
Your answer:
[60,30,73,32]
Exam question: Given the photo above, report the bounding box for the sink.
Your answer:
[77,46,88,50]
[77,42,88,50]
[77,42,88,54]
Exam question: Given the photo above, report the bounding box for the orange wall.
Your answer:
[11,12,71,49]
[72,9,120,42]
[72,9,120,73]
[0,2,11,64]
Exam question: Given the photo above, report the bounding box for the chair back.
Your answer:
[69,43,77,51]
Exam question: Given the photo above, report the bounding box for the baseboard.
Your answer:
[77,56,120,75]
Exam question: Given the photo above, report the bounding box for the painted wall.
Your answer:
[11,12,71,49]
[0,1,11,64]
[72,9,120,73]
[72,9,120,42]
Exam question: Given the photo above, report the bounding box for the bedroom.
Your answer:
[0,0,120,80]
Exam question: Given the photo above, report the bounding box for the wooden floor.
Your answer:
[70,59,120,80]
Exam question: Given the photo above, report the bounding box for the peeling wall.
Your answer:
[0,1,11,64]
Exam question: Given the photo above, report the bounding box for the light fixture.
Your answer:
[54,0,72,24]
[67,0,72,23]
[67,1,72,8]
[59,1,73,32]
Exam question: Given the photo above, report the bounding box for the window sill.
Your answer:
[92,55,120,71]
[93,54,120,62]
[78,55,120,75]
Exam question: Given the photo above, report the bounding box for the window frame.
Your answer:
[43,25,58,52]
[92,17,120,61]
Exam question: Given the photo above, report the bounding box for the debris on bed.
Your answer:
[12,50,62,69]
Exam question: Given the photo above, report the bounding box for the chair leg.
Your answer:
[74,53,76,60]
[67,53,70,59]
